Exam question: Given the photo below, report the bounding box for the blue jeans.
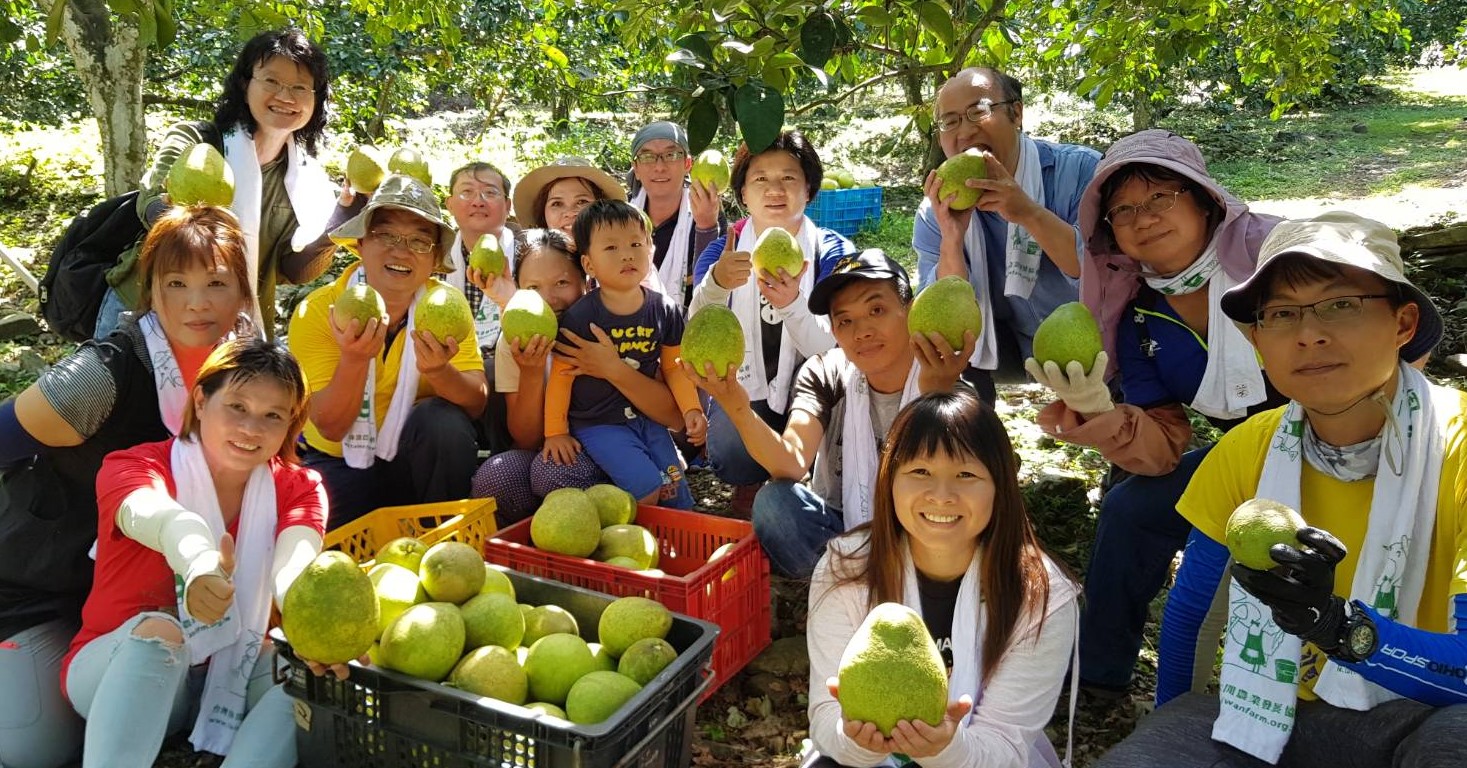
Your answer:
[751,480,846,579]
[576,418,692,509]
[92,286,127,340]
[707,398,786,486]
[1079,445,1211,691]
[0,618,84,768]
[65,612,295,768]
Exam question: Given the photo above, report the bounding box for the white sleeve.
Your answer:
[806,553,892,767]
[688,270,731,316]
[271,525,325,608]
[775,298,836,359]
[116,486,223,586]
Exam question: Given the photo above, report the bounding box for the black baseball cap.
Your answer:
[807,249,912,316]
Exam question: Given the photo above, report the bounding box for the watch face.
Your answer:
[1347,621,1376,659]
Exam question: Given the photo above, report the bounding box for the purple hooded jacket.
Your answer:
[1076,130,1282,379]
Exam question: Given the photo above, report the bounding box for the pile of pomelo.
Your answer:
[530,484,667,573]
[281,537,681,725]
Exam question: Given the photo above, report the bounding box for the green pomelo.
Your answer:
[281,551,380,664]
[480,564,515,598]
[751,227,804,279]
[523,633,599,706]
[414,284,475,346]
[526,702,567,719]
[500,289,559,348]
[837,602,948,737]
[418,541,486,605]
[460,592,525,650]
[689,149,731,192]
[167,143,235,207]
[833,169,857,188]
[598,596,672,658]
[585,483,637,527]
[468,232,509,279]
[1032,301,1104,375]
[449,645,527,704]
[565,671,643,725]
[935,149,988,210]
[1226,498,1307,570]
[681,305,745,378]
[332,284,388,332]
[346,144,388,194]
[531,488,601,558]
[388,147,432,186]
[376,536,428,572]
[707,541,738,583]
[909,276,983,351]
[588,642,617,673]
[367,641,383,666]
[594,525,659,570]
[617,637,678,685]
[523,605,579,646]
[379,602,465,682]
[605,556,642,570]
[368,562,428,636]
[819,177,840,191]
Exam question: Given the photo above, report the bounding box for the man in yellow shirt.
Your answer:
[288,175,487,528]
[1098,212,1467,767]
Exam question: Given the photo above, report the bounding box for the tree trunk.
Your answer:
[1131,88,1155,132]
[48,0,150,195]
[366,73,398,140]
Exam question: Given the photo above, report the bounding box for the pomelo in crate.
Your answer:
[367,562,427,636]
[280,551,379,664]
[681,305,744,378]
[565,671,643,725]
[594,524,659,569]
[598,596,672,657]
[585,483,637,527]
[531,487,602,557]
[418,540,486,604]
[375,535,428,571]
[1032,301,1104,374]
[523,604,579,645]
[524,633,601,706]
[909,276,983,350]
[460,591,525,650]
[617,637,678,685]
[1226,498,1307,570]
[837,602,948,736]
[448,645,527,704]
[378,601,466,682]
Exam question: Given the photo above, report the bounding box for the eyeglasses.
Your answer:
[1104,190,1186,228]
[370,230,437,255]
[1253,295,1392,330]
[453,188,505,203]
[936,99,1017,133]
[633,150,688,166]
[251,76,315,100]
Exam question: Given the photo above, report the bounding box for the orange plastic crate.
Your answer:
[484,505,770,700]
[324,498,497,567]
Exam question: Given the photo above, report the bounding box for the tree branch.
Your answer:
[790,62,951,115]
[142,94,214,110]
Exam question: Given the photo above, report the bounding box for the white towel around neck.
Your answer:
[139,312,189,436]
[961,134,1046,370]
[169,437,277,756]
[632,187,696,307]
[730,218,821,412]
[838,354,921,530]
[340,268,422,468]
[1183,247,1267,420]
[221,128,336,330]
[1213,362,1441,763]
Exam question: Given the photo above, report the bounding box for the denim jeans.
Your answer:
[751,480,846,579]
[707,398,786,486]
[1079,445,1211,691]
[92,286,127,340]
[0,618,84,768]
[65,612,295,768]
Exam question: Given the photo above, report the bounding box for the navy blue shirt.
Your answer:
[557,288,685,430]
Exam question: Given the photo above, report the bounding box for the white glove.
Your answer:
[1024,350,1114,416]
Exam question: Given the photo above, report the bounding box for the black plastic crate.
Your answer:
[275,568,718,768]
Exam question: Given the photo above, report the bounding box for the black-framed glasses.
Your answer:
[936,99,1017,132]
[452,188,505,203]
[251,76,315,100]
[370,230,437,255]
[1104,190,1186,228]
[1253,295,1392,329]
[633,150,688,166]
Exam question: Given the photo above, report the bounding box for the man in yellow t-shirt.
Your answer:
[1097,213,1467,767]
[288,175,487,528]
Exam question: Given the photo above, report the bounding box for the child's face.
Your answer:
[517,250,587,318]
[581,219,652,293]
[829,279,911,376]
[891,446,993,554]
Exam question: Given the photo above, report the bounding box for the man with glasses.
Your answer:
[627,121,726,308]
[913,67,1101,403]
[288,174,488,527]
[1097,212,1467,767]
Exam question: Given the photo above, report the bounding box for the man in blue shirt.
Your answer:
[913,67,1100,402]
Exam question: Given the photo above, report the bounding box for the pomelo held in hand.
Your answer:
[346,144,389,194]
[1226,498,1307,570]
[281,551,380,664]
[332,283,388,332]
[909,276,982,351]
[414,283,474,346]
[388,147,433,187]
[837,602,948,736]
[690,149,731,192]
[167,143,235,207]
[935,148,988,211]
[1032,301,1104,375]
[682,305,745,378]
[751,227,804,278]
[468,232,509,279]
[500,289,559,348]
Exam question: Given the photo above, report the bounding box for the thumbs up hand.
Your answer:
[186,532,236,625]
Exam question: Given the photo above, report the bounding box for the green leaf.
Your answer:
[541,43,569,69]
[44,0,67,47]
[687,95,721,153]
[749,35,776,58]
[981,23,1013,63]
[800,11,836,68]
[721,39,754,56]
[666,49,707,69]
[107,0,141,14]
[918,1,955,49]
[675,32,716,62]
[153,0,175,48]
[733,81,784,154]
[766,52,803,69]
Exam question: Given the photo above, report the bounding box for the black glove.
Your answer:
[1230,526,1350,653]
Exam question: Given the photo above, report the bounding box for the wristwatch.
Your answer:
[1335,605,1379,663]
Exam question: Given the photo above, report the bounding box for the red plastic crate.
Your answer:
[484,506,770,700]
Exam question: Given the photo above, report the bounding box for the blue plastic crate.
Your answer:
[807,186,883,237]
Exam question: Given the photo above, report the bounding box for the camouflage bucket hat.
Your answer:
[330,174,457,273]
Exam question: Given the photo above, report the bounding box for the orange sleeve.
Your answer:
[660,345,701,416]
[543,356,576,438]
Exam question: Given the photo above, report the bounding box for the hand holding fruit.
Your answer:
[681,360,749,411]
[329,305,388,362]
[923,168,976,238]
[886,696,974,758]
[688,177,721,231]
[913,329,974,391]
[1024,351,1113,416]
[508,335,553,372]
[468,267,516,310]
[756,261,807,310]
[185,533,235,626]
[969,150,1043,224]
[412,329,457,376]
[711,226,753,290]
[1230,526,1349,648]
